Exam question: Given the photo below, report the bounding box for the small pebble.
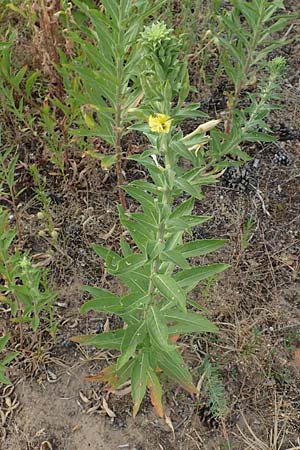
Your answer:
[275,149,291,165]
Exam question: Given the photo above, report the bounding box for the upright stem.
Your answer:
[146,135,173,314]
[115,102,126,210]
[115,5,126,210]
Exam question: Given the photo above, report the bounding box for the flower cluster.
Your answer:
[148,113,172,133]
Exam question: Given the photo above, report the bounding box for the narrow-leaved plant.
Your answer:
[0,335,18,385]
[58,0,165,208]
[0,207,57,334]
[216,0,293,135]
[72,22,230,418]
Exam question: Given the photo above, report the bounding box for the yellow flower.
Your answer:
[148,113,172,133]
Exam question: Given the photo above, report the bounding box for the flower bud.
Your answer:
[51,230,58,240]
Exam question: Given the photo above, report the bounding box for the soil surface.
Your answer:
[1,2,300,449]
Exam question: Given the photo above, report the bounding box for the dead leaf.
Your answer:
[102,397,116,418]
[169,334,180,344]
[165,414,175,439]
[40,441,53,450]
[103,318,110,333]
[79,391,90,404]
[295,348,300,369]
[149,384,163,418]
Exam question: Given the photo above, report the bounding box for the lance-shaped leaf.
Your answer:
[129,180,159,194]
[161,250,190,269]
[147,368,163,418]
[0,351,18,368]
[167,215,211,232]
[132,351,150,417]
[170,197,194,218]
[175,177,203,200]
[164,311,218,335]
[91,243,121,267]
[70,329,125,350]
[153,274,187,312]
[117,321,147,369]
[120,238,132,258]
[130,212,157,232]
[121,294,149,325]
[118,264,151,295]
[175,264,230,292]
[109,253,147,275]
[0,335,10,352]
[0,366,12,385]
[157,347,198,394]
[119,207,155,251]
[113,358,136,390]
[122,185,157,215]
[147,305,174,351]
[177,239,228,258]
[81,287,124,314]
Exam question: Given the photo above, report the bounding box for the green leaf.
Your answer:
[1,351,18,367]
[121,294,149,325]
[131,351,150,417]
[130,212,157,232]
[13,65,27,89]
[175,264,230,292]
[91,243,121,266]
[187,299,209,313]
[122,185,157,215]
[119,208,155,251]
[164,311,218,335]
[147,305,173,351]
[0,335,9,352]
[243,131,276,143]
[31,315,40,332]
[170,197,194,218]
[118,264,151,295]
[0,336,18,385]
[70,329,124,350]
[161,249,190,269]
[81,287,123,314]
[117,322,147,369]
[120,238,132,257]
[129,180,159,194]
[154,274,186,312]
[177,239,228,258]
[157,347,197,393]
[167,215,211,231]
[175,177,202,200]
[0,366,12,385]
[109,253,147,275]
[25,70,40,97]
[114,358,136,389]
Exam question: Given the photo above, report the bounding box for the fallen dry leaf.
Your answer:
[102,396,116,418]
[294,348,300,369]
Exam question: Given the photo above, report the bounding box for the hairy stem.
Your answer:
[114,5,126,210]
[146,135,174,315]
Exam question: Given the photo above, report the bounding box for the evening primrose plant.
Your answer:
[71,22,229,418]
[59,0,165,208]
